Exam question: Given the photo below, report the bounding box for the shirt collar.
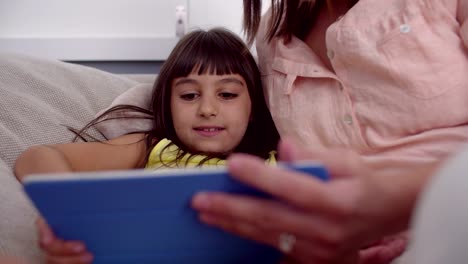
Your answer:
[272,35,337,79]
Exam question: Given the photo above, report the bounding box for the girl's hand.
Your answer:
[191,139,427,263]
[37,218,93,264]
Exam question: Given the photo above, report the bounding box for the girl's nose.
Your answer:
[198,97,218,117]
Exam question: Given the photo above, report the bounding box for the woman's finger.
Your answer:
[277,138,302,162]
[278,139,365,179]
[199,211,276,247]
[226,154,337,213]
[193,192,349,248]
[199,211,347,263]
[46,253,93,264]
[358,234,407,264]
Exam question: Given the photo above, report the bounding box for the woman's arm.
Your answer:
[14,133,148,181]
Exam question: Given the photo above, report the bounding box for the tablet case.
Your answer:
[24,163,328,264]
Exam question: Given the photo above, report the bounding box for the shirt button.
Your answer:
[327,50,335,60]
[400,24,411,33]
[343,114,353,125]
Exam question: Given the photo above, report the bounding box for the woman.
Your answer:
[192,0,468,263]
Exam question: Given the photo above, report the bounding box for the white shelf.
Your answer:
[0,37,179,61]
[0,0,269,61]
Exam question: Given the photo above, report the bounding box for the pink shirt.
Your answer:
[256,0,468,174]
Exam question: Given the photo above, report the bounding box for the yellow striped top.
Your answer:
[145,138,276,169]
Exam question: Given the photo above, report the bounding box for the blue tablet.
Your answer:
[23,162,328,264]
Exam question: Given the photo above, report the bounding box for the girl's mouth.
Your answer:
[193,127,225,137]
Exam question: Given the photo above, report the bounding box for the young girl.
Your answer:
[14,28,279,263]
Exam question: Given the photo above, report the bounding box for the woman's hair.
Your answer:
[243,0,358,45]
[74,28,279,167]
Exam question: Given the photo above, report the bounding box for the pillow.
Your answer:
[0,53,138,262]
[0,159,41,262]
[94,83,153,139]
[0,53,138,167]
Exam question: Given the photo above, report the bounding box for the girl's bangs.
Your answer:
[172,32,248,77]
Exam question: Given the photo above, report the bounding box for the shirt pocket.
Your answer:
[377,8,463,99]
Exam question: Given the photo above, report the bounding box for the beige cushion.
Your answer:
[0,53,139,262]
[95,83,153,139]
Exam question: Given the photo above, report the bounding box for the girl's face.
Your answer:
[170,72,252,154]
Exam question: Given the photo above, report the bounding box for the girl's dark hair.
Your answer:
[74,28,279,167]
[243,0,358,45]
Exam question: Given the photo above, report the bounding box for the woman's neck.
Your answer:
[304,1,351,70]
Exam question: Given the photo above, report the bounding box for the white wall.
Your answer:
[0,0,185,38]
[0,0,270,61]
[189,0,270,35]
[189,0,244,35]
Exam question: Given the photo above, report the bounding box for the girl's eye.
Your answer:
[180,93,199,100]
[219,92,238,99]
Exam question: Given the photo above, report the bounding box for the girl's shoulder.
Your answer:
[153,138,173,152]
[266,150,277,165]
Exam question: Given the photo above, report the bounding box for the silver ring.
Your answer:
[278,232,296,254]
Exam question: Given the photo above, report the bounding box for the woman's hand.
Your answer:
[359,232,407,264]
[0,256,28,264]
[37,218,93,264]
[192,139,430,263]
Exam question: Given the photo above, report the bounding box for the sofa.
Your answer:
[0,53,154,263]
[0,53,414,264]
